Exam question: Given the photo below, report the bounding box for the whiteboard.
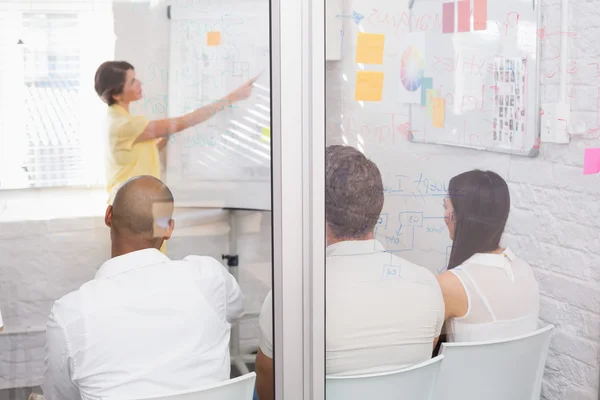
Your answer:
[408,0,541,156]
[334,0,541,157]
[166,2,271,210]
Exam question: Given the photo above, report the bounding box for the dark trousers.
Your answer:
[432,334,447,357]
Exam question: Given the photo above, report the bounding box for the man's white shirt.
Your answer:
[259,239,444,375]
[43,248,244,400]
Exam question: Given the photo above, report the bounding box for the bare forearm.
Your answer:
[136,76,255,143]
[179,98,231,130]
[255,350,274,400]
[137,98,231,142]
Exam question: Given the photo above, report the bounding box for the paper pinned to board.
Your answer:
[442,2,455,34]
[207,31,221,46]
[474,0,487,31]
[356,33,385,64]
[457,0,470,32]
[355,71,384,102]
[433,98,446,128]
[398,32,426,104]
[420,77,433,106]
[261,127,271,142]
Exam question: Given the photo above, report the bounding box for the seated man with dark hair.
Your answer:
[42,175,244,400]
[255,145,444,400]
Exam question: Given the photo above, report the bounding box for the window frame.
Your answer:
[271,0,325,398]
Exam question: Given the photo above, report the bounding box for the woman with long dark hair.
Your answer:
[436,170,540,342]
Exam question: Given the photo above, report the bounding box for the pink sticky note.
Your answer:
[442,2,454,34]
[457,0,470,33]
[474,0,487,31]
[583,148,600,175]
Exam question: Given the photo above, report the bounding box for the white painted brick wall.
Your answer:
[524,2,600,397]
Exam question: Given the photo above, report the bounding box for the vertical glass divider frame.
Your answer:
[271,0,325,398]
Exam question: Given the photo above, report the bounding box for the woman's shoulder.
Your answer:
[437,269,467,294]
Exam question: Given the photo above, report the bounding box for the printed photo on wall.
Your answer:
[492,57,527,146]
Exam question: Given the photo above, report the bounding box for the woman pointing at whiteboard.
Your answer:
[94,60,255,205]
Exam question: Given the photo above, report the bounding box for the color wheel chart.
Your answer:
[400,46,424,92]
[398,32,427,105]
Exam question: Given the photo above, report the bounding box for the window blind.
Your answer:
[0,5,113,189]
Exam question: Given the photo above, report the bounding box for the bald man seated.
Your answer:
[42,176,244,400]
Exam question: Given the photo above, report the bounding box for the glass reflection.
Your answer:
[323,0,577,398]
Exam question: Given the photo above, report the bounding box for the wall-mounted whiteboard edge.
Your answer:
[408,1,542,158]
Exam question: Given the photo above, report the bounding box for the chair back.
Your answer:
[433,325,554,400]
[326,355,444,400]
[104,372,256,400]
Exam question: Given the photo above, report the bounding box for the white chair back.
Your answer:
[433,325,554,400]
[326,355,444,400]
[104,372,256,400]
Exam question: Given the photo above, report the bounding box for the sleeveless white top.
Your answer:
[447,248,540,342]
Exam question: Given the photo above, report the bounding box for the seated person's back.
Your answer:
[447,249,539,341]
[438,169,540,342]
[326,240,444,375]
[255,145,444,391]
[43,176,244,400]
[323,147,444,375]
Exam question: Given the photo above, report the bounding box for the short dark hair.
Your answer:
[447,169,510,269]
[94,61,134,106]
[325,145,384,239]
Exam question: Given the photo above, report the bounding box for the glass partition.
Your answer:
[324,0,598,398]
[0,0,281,399]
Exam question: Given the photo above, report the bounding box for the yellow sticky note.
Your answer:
[261,127,271,142]
[433,98,446,128]
[356,33,385,64]
[355,71,384,102]
[207,31,221,46]
[426,89,438,119]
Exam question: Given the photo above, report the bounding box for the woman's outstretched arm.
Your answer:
[135,77,256,143]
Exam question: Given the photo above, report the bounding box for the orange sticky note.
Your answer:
[207,31,221,46]
[355,71,384,102]
[433,98,446,128]
[261,127,271,143]
[356,33,385,64]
